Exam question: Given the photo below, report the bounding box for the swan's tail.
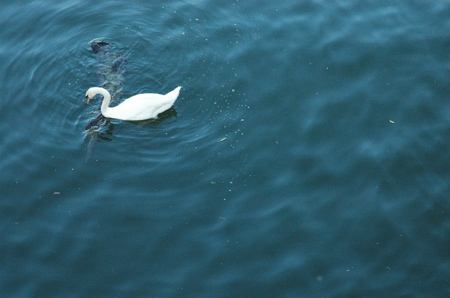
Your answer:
[166,86,182,102]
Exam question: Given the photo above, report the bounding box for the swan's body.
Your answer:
[85,86,181,121]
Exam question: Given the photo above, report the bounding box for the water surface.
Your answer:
[1,0,449,296]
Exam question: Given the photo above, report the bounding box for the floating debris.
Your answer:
[389,120,395,124]
[53,192,60,195]
[220,137,227,142]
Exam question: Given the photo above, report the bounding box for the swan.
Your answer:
[85,86,181,121]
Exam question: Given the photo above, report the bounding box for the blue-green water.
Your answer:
[1,0,449,296]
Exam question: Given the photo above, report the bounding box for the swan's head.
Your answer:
[85,87,105,104]
[85,88,95,104]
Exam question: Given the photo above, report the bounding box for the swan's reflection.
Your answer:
[84,39,124,162]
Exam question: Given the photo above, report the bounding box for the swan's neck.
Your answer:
[95,88,112,116]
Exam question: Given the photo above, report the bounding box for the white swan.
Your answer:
[85,86,181,121]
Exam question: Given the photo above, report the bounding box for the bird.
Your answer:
[85,86,181,121]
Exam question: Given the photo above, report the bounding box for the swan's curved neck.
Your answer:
[93,87,112,116]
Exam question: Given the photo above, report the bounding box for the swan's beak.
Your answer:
[86,95,91,104]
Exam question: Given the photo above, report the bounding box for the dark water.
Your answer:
[1,0,449,296]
